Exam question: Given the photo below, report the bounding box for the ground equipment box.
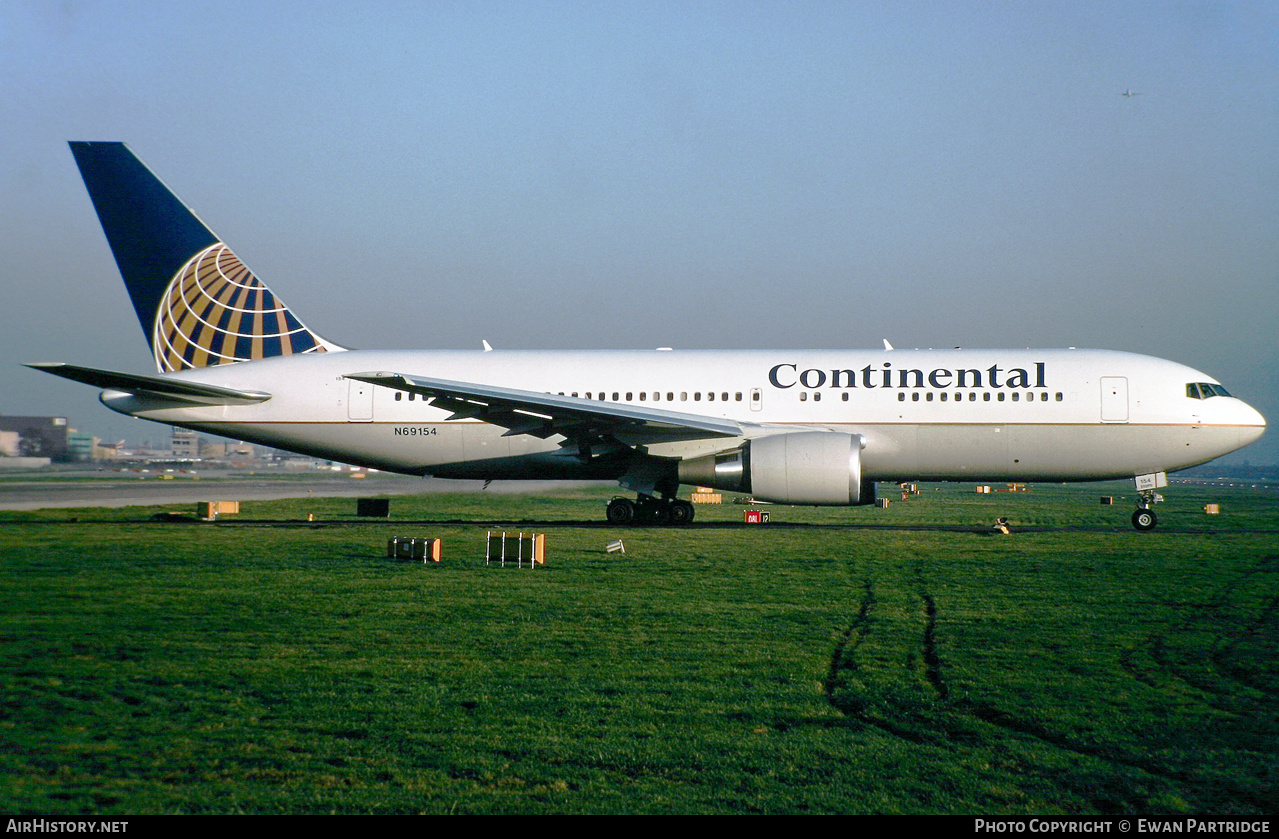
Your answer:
[197,500,240,518]
[357,498,390,517]
[387,537,441,563]
[485,532,545,567]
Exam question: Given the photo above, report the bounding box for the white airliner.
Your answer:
[31,142,1266,529]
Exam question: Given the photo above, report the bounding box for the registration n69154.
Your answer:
[393,426,437,436]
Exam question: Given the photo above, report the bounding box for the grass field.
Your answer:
[1,481,1275,814]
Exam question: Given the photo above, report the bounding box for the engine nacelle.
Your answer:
[678,431,875,506]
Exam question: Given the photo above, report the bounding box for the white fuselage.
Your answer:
[101,347,1266,483]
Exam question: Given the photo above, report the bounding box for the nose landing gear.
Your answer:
[1130,472,1167,532]
[1131,506,1157,532]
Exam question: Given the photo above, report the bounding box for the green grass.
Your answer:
[0,482,1275,813]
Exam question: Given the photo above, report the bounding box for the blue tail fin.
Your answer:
[69,142,339,372]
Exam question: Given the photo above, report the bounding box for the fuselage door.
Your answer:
[1100,377,1128,423]
[348,379,374,422]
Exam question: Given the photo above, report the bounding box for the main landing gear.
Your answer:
[606,495,696,526]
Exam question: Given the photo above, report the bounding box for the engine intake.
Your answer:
[678,431,874,506]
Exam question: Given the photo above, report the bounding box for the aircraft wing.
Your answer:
[345,371,748,445]
[27,363,272,405]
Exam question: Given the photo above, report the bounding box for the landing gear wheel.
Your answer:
[641,501,670,525]
[1132,509,1157,532]
[607,495,694,526]
[668,499,695,525]
[606,497,636,525]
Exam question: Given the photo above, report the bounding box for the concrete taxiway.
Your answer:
[0,469,573,511]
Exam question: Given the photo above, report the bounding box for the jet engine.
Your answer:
[677,431,875,506]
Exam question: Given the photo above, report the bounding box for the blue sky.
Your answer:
[2,1,1276,463]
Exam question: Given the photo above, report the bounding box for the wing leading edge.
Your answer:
[344,371,748,445]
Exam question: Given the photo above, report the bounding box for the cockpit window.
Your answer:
[1187,382,1232,399]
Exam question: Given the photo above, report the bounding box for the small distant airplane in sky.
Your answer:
[1120,89,1142,97]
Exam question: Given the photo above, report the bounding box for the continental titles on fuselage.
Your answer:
[768,362,1047,391]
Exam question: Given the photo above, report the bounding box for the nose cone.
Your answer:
[1237,398,1267,446]
[1199,395,1267,462]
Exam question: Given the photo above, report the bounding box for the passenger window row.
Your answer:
[558,391,745,403]
[394,390,748,403]
[395,389,1065,405]
[893,391,1063,403]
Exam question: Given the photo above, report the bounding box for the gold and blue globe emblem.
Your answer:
[153,243,326,371]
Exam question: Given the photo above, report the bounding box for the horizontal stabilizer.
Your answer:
[26,363,271,405]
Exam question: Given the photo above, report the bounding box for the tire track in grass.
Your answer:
[824,579,874,703]
[908,552,948,703]
[1125,553,1279,701]
[947,694,1270,812]
[1208,556,1279,699]
[1115,553,1277,810]
[920,592,948,701]
[823,578,931,743]
[829,562,1224,811]
[954,553,1277,812]
[912,559,1229,809]
[824,575,943,745]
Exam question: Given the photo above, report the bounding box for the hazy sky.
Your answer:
[2,1,1276,463]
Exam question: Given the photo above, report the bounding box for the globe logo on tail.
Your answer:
[154,243,327,372]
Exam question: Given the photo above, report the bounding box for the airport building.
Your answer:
[171,428,199,459]
[171,428,259,463]
[0,415,70,461]
[67,432,99,462]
